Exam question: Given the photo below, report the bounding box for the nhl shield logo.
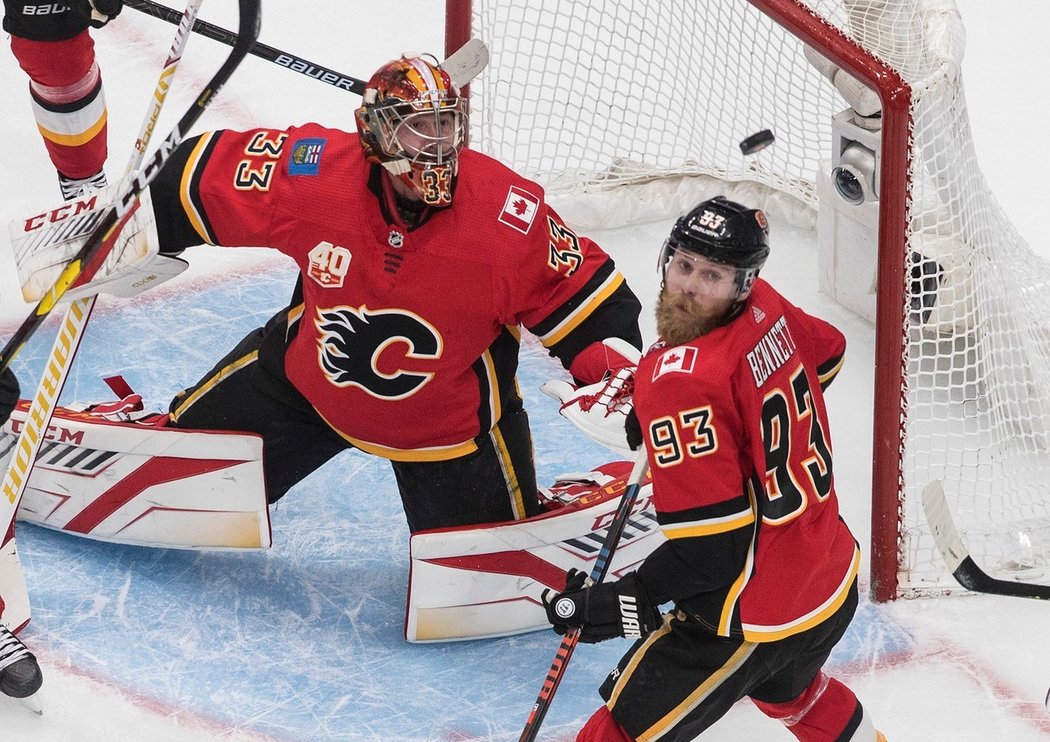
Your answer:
[388,230,405,248]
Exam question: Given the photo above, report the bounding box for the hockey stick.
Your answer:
[0,0,260,532]
[0,0,204,524]
[123,0,367,92]
[0,0,209,712]
[125,0,489,92]
[922,481,1050,600]
[518,450,651,742]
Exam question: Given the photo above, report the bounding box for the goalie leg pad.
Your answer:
[0,538,31,634]
[6,402,271,550]
[405,462,663,642]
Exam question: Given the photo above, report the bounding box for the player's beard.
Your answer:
[655,287,724,346]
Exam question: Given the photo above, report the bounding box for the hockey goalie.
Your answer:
[4,53,664,642]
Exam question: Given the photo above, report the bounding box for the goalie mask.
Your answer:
[355,56,467,207]
[658,196,770,302]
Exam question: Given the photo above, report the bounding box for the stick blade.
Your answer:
[444,38,489,88]
[921,480,967,573]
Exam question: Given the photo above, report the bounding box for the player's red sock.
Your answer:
[576,704,634,742]
[753,672,880,741]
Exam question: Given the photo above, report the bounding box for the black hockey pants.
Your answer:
[168,311,542,532]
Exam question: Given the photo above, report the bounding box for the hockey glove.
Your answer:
[541,338,641,456]
[13,181,187,304]
[85,0,123,28]
[542,569,659,644]
[0,369,19,426]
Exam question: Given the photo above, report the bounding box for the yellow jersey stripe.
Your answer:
[180,132,217,244]
[37,109,107,147]
[170,350,258,421]
[539,271,625,347]
[662,511,755,540]
[818,354,845,386]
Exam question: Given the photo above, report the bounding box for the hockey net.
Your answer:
[446,0,1050,599]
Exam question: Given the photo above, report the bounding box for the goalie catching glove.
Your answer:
[541,337,641,456]
[542,568,660,643]
[12,181,187,304]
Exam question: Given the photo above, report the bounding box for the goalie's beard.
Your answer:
[655,286,727,345]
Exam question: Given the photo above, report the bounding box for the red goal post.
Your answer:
[446,0,1050,602]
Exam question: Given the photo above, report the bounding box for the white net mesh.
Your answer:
[463,0,1050,597]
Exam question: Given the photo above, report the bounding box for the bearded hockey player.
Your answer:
[543,197,885,741]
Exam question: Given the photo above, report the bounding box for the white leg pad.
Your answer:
[405,462,665,642]
[0,538,31,633]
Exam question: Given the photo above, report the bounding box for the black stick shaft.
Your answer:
[125,0,366,95]
[518,453,650,742]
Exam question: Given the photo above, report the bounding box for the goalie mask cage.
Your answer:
[446,0,1050,601]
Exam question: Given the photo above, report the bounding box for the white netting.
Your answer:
[464,0,1050,596]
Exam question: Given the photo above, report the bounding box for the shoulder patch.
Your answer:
[652,346,698,382]
[288,138,326,175]
[498,186,541,234]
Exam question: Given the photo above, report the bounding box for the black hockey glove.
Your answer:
[625,408,643,451]
[0,368,19,426]
[85,0,123,28]
[542,569,659,644]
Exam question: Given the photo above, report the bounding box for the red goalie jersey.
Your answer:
[147,124,640,460]
[634,279,860,641]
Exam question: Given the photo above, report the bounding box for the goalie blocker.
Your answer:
[10,185,187,305]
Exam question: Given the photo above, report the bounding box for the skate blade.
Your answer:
[20,692,42,715]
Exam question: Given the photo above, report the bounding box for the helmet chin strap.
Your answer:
[383,161,420,201]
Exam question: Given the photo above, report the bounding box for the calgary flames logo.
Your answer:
[315,306,442,400]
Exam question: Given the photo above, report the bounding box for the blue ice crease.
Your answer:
[6,261,912,741]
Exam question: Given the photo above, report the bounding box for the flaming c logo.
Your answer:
[315,306,442,400]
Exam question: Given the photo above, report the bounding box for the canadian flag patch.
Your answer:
[652,346,698,381]
[498,186,541,234]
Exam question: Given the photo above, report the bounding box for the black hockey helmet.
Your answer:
[658,196,770,294]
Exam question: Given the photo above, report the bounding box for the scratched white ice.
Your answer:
[1,2,1049,740]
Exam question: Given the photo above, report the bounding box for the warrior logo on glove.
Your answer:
[553,596,578,620]
[542,568,659,644]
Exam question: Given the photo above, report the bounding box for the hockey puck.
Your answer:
[739,129,775,155]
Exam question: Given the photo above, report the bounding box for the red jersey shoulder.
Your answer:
[456,149,550,238]
[744,280,846,385]
[207,124,365,198]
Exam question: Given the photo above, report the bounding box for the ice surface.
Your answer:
[1,1,1050,740]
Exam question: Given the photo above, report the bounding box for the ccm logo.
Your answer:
[10,419,85,445]
[23,195,100,232]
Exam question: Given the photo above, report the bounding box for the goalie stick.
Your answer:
[0,0,212,712]
[518,451,651,742]
[922,481,1050,600]
[125,0,489,92]
[0,0,260,548]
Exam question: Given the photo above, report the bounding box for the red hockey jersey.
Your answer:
[148,124,640,461]
[634,279,859,642]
